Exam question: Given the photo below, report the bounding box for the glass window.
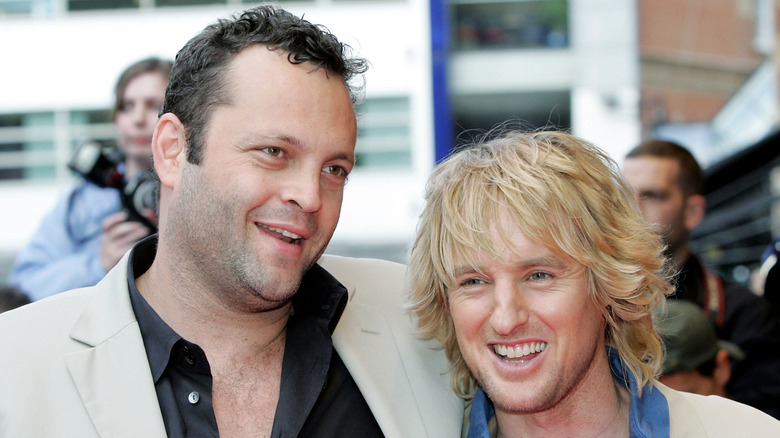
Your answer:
[453,0,568,51]
[0,112,57,180]
[0,0,34,15]
[0,110,115,181]
[354,96,412,168]
[68,0,137,11]
[157,0,226,6]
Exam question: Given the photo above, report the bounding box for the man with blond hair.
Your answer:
[408,130,780,436]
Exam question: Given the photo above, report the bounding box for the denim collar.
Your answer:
[466,347,670,438]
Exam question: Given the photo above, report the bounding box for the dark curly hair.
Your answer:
[161,5,368,164]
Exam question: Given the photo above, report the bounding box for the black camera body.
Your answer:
[68,140,157,230]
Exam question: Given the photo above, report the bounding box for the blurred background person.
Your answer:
[623,139,780,419]
[655,300,744,397]
[8,57,172,302]
[0,286,30,314]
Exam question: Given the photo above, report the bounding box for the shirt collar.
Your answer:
[466,347,670,438]
[125,235,350,381]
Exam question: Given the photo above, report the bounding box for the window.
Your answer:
[0,110,113,181]
[453,0,568,51]
[355,96,412,168]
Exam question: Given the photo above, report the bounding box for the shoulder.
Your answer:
[0,287,94,373]
[67,179,121,210]
[317,254,406,305]
[0,287,91,338]
[317,253,405,280]
[653,382,780,437]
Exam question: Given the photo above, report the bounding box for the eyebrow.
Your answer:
[452,255,568,277]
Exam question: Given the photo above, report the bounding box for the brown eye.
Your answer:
[261,147,285,157]
[323,165,347,177]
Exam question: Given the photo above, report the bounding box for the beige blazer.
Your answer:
[0,253,463,437]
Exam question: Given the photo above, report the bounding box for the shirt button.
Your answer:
[188,391,200,404]
[185,355,195,366]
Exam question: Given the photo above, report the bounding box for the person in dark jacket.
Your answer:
[623,139,780,419]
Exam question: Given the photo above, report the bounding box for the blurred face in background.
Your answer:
[114,71,168,173]
[622,157,689,259]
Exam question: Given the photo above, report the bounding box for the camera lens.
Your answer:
[132,178,157,215]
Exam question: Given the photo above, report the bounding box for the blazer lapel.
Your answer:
[64,254,167,437]
[333,298,427,438]
[321,255,464,438]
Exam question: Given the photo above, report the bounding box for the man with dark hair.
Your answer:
[0,7,461,437]
[623,139,780,419]
[9,57,172,301]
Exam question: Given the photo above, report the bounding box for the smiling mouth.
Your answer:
[493,342,547,363]
[257,224,304,244]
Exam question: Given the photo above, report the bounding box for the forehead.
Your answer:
[122,71,167,97]
[224,45,347,101]
[450,211,568,269]
[623,156,681,189]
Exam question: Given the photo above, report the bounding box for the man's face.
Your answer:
[622,156,688,255]
[114,71,167,166]
[447,213,607,415]
[165,46,356,311]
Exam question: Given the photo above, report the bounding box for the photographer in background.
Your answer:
[8,57,172,301]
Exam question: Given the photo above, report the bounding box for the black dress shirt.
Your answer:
[127,236,384,437]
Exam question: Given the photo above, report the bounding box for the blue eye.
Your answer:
[460,278,485,287]
[529,272,551,281]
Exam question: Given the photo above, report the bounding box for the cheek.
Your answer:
[544,297,603,337]
[449,299,489,341]
[145,110,160,126]
[114,115,130,132]
[319,189,344,224]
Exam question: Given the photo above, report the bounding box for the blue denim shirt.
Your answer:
[466,347,670,438]
[9,180,121,301]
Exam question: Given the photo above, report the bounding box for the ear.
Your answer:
[152,113,187,189]
[713,348,731,388]
[684,194,705,230]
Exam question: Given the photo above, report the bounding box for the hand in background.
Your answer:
[100,211,152,272]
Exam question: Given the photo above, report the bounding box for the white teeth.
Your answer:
[260,225,302,240]
[493,342,547,360]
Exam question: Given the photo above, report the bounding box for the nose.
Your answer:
[130,104,149,127]
[282,170,322,213]
[489,282,529,335]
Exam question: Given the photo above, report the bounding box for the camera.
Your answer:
[67,140,157,230]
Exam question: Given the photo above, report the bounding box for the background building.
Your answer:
[1,0,777,287]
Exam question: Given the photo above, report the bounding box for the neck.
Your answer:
[495,351,631,438]
[668,244,691,272]
[135,244,292,359]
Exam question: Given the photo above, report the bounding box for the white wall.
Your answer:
[569,0,641,163]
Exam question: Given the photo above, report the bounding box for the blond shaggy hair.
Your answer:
[408,131,673,398]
